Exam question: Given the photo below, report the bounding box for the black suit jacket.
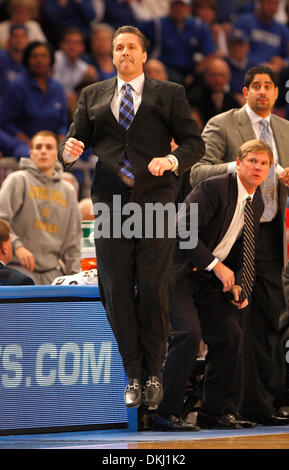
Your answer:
[175,173,264,282]
[59,76,205,205]
[0,264,34,285]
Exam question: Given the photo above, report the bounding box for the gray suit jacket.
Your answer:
[190,105,289,267]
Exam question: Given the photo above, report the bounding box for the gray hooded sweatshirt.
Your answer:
[0,158,81,283]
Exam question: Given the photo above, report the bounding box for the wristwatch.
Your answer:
[167,155,178,172]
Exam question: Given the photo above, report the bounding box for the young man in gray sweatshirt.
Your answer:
[0,130,81,285]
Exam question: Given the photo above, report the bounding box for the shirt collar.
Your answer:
[117,73,145,95]
[245,103,271,126]
[237,174,255,204]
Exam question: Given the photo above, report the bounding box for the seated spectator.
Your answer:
[0,24,28,99]
[53,27,97,117]
[140,0,216,85]
[186,57,241,125]
[144,58,169,80]
[42,0,96,47]
[0,218,34,285]
[234,0,289,74]
[192,0,229,57]
[225,29,255,105]
[0,41,68,148]
[0,130,81,285]
[0,0,46,47]
[83,23,116,82]
[93,0,149,29]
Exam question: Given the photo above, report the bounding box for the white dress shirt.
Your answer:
[207,175,255,270]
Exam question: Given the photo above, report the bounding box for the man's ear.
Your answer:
[1,240,6,254]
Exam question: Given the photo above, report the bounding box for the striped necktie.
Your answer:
[259,119,275,221]
[240,196,255,302]
[118,83,134,184]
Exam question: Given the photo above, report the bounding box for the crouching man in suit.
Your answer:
[0,218,34,285]
[154,139,272,431]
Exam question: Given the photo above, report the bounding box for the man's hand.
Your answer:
[231,285,249,310]
[279,166,289,187]
[15,246,35,272]
[63,137,85,163]
[148,156,173,176]
[212,261,235,292]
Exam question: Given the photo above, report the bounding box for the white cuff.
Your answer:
[205,257,219,271]
[227,161,236,173]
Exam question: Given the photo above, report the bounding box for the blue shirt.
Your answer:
[140,16,216,74]
[0,129,30,158]
[0,70,68,138]
[234,13,289,64]
[0,49,25,98]
[42,0,96,37]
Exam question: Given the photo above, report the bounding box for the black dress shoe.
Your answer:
[153,414,200,432]
[224,414,257,428]
[197,410,243,429]
[249,413,289,426]
[143,376,163,408]
[124,378,142,408]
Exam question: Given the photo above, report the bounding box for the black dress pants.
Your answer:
[158,271,244,417]
[94,201,175,380]
[242,219,287,416]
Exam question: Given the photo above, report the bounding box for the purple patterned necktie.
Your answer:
[119,83,134,183]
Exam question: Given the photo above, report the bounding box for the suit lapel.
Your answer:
[236,106,256,142]
[270,114,287,168]
[216,174,238,245]
[129,78,160,131]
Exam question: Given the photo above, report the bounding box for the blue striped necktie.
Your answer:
[240,196,255,302]
[259,119,275,221]
[118,83,134,184]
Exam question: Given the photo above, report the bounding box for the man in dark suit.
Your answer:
[0,219,34,286]
[154,139,272,431]
[58,25,204,410]
[190,65,289,426]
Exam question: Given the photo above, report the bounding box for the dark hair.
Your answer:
[23,41,55,68]
[60,27,85,43]
[244,65,277,88]
[112,25,148,52]
[0,219,10,245]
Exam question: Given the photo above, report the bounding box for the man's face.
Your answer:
[9,28,28,52]
[170,2,191,22]
[112,33,147,81]
[258,0,280,20]
[205,60,230,92]
[242,74,278,117]
[30,136,58,175]
[237,150,271,192]
[61,33,85,60]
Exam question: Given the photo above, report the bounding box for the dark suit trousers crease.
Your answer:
[243,218,287,415]
[94,204,175,379]
[159,271,244,417]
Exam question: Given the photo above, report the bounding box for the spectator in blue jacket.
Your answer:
[0,24,28,99]
[0,41,68,147]
[234,0,289,75]
[140,0,216,84]
[42,0,96,47]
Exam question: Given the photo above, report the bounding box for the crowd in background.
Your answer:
[1,0,289,253]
